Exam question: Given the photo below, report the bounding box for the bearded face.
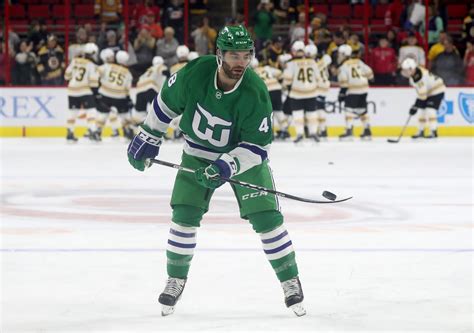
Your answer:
[219,50,253,80]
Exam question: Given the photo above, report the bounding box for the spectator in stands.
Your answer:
[419,5,444,47]
[156,26,179,68]
[290,12,311,45]
[8,28,21,58]
[162,0,185,44]
[327,31,346,82]
[133,0,161,30]
[273,0,292,23]
[310,15,331,54]
[191,16,217,56]
[12,40,38,85]
[428,31,447,63]
[253,0,276,52]
[68,27,88,63]
[387,29,399,52]
[190,0,209,20]
[28,20,48,52]
[94,0,122,23]
[464,40,474,85]
[462,5,474,43]
[398,32,425,67]
[348,33,365,57]
[133,27,156,75]
[432,36,464,85]
[370,37,397,85]
[99,30,122,53]
[327,31,346,63]
[384,0,403,31]
[84,23,97,44]
[36,35,65,86]
[267,36,284,68]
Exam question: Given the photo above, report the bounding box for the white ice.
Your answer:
[1,138,473,333]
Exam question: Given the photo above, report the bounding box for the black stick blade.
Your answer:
[387,139,400,143]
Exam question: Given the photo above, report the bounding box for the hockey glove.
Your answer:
[195,154,238,189]
[409,106,418,116]
[195,164,224,189]
[127,125,163,171]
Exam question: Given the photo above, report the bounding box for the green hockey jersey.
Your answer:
[144,55,273,175]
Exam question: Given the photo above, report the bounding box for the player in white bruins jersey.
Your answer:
[64,43,100,142]
[250,57,285,139]
[337,44,374,140]
[401,58,445,139]
[277,53,293,139]
[283,41,319,143]
[167,45,192,140]
[96,50,134,140]
[305,44,332,140]
[170,45,190,74]
[133,56,168,129]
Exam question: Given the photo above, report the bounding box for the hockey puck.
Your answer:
[322,191,337,201]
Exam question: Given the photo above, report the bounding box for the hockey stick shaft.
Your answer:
[388,115,412,143]
[146,158,352,204]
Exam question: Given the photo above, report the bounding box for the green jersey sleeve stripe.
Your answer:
[158,93,179,119]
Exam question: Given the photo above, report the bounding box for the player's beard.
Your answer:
[222,61,246,80]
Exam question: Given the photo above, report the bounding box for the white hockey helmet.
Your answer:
[321,54,332,66]
[176,45,190,59]
[152,56,164,66]
[401,57,418,77]
[250,57,259,68]
[187,51,199,61]
[116,50,129,65]
[304,44,318,58]
[401,57,417,70]
[100,48,115,63]
[278,53,292,65]
[291,41,305,55]
[338,44,353,57]
[84,42,98,55]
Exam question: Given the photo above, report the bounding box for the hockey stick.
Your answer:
[146,158,353,204]
[387,115,412,143]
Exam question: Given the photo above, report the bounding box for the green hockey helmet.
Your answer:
[216,25,254,52]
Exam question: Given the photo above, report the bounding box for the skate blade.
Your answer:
[161,305,175,316]
[290,303,307,317]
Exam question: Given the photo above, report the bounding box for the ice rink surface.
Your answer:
[1,137,473,333]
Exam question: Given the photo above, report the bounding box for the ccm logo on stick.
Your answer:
[242,191,267,200]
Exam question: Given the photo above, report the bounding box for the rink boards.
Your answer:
[0,87,472,137]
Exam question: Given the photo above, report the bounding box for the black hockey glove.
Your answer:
[409,106,418,116]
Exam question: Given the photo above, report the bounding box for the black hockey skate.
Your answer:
[158,277,187,316]
[111,129,120,138]
[310,134,320,142]
[281,276,306,317]
[66,129,78,143]
[339,127,353,141]
[123,126,135,141]
[424,129,438,139]
[411,130,424,139]
[293,135,304,144]
[360,127,372,141]
[275,130,290,140]
[318,129,328,141]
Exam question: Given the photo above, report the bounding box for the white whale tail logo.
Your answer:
[192,103,232,147]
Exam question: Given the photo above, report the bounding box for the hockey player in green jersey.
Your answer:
[127,25,305,317]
